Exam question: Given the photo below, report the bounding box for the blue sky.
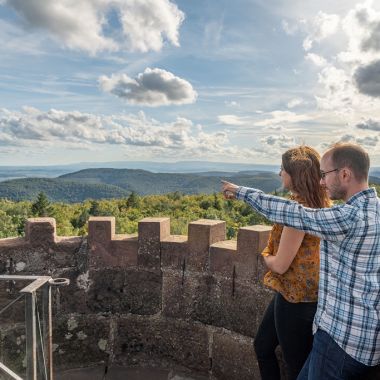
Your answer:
[1,0,380,165]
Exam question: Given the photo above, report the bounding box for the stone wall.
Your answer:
[0,217,378,380]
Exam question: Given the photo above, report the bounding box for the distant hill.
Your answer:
[0,178,130,202]
[0,169,282,202]
[59,168,282,196]
[1,167,376,203]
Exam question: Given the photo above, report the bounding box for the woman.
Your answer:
[222,146,330,380]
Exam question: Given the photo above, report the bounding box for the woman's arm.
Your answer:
[264,226,305,275]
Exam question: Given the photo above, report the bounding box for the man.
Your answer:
[222,143,380,379]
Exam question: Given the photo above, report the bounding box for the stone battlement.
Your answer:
[0,217,378,380]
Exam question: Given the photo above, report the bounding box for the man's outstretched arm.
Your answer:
[221,181,355,241]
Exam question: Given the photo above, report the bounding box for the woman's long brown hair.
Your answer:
[282,146,330,208]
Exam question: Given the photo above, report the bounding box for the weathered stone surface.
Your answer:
[237,225,272,280]
[114,315,209,373]
[52,237,83,268]
[162,270,272,338]
[52,268,90,315]
[110,236,138,267]
[88,217,138,268]
[209,240,237,277]
[0,280,29,324]
[138,218,170,270]
[87,268,162,315]
[53,314,110,370]
[161,235,188,270]
[212,331,259,380]
[88,217,115,244]
[188,219,225,271]
[25,218,56,247]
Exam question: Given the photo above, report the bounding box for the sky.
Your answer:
[1,0,380,166]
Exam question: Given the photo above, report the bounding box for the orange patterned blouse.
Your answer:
[261,223,320,303]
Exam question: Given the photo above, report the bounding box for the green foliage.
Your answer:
[31,192,53,217]
[0,192,272,239]
[0,183,377,240]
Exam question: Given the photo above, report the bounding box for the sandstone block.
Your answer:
[237,225,271,280]
[212,331,259,380]
[138,218,170,269]
[209,240,237,277]
[25,218,56,246]
[115,315,209,373]
[161,235,188,270]
[188,219,225,271]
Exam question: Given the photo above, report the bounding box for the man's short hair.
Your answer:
[325,142,370,182]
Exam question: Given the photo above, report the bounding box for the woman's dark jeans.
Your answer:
[254,292,317,380]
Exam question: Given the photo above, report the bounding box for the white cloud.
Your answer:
[282,20,299,35]
[339,1,380,64]
[302,11,340,51]
[305,53,327,67]
[287,98,304,108]
[254,111,312,127]
[0,107,264,160]
[258,134,298,156]
[337,133,379,147]
[224,101,240,108]
[218,114,246,126]
[315,66,354,113]
[117,0,184,52]
[3,0,184,55]
[99,68,197,106]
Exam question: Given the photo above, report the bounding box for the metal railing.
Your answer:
[0,275,69,380]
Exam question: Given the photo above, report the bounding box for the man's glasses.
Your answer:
[320,168,340,179]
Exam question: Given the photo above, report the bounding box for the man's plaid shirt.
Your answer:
[236,186,380,366]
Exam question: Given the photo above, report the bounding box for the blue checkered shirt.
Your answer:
[236,186,380,366]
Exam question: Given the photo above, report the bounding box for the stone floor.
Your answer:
[55,366,209,380]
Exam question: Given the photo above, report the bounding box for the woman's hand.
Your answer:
[221,180,239,199]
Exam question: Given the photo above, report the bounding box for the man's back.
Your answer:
[315,188,380,365]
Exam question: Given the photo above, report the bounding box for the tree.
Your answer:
[31,192,52,217]
[126,191,140,208]
[89,200,101,216]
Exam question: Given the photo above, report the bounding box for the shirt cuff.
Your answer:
[236,186,247,200]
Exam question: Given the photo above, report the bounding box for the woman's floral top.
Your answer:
[261,222,320,303]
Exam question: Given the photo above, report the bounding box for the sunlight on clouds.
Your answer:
[298,0,380,135]
[118,0,184,52]
[0,107,261,160]
[217,114,246,126]
[305,53,327,67]
[302,11,340,51]
[99,68,197,106]
[254,111,312,127]
[3,0,184,55]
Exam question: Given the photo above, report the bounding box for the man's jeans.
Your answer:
[297,329,370,380]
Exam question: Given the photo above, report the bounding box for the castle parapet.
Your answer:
[25,217,56,246]
[88,216,138,268]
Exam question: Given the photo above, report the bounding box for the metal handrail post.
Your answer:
[42,283,53,380]
[24,292,37,380]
